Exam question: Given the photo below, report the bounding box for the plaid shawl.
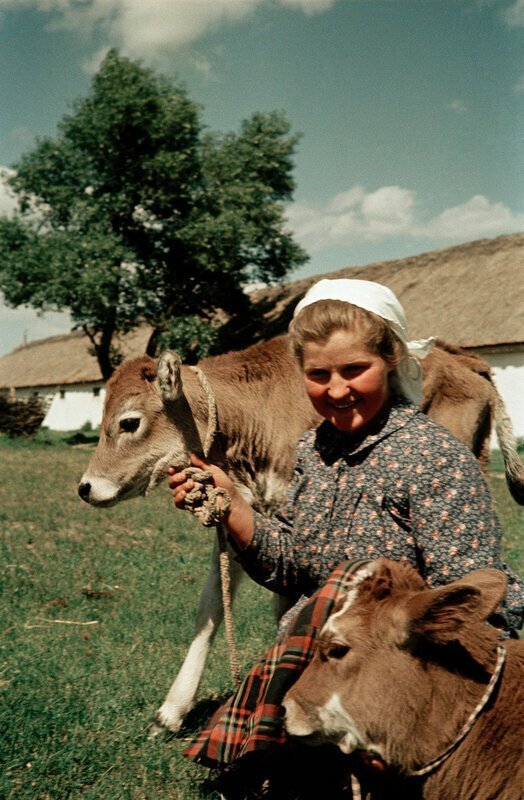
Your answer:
[184,558,370,769]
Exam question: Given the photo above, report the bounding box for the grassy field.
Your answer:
[1,432,522,800]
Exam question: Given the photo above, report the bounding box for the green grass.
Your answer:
[0,435,275,799]
[0,435,522,799]
[485,440,524,569]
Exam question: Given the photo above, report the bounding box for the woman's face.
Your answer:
[302,329,392,434]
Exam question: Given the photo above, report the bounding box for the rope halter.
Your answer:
[407,643,507,777]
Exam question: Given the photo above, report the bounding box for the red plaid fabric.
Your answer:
[184,558,370,768]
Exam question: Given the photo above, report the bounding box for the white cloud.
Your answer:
[514,74,524,92]
[0,167,17,217]
[503,0,524,27]
[81,45,111,76]
[278,0,337,14]
[287,185,524,251]
[102,1,261,55]
[447,99,468,114]
[360,186,416,235]
[287,185,417,250]
[0,0,341,58]
[187,50,217,81]
[424,194,524,240]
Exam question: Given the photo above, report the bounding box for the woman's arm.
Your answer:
[169,449,308,595]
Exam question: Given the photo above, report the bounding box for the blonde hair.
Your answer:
[288,299,407,369]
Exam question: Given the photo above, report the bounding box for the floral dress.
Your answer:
[236,397,523,631]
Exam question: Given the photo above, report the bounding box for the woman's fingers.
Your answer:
[171,480,194,508]
[167,466,195,508]
[168,466,190,487]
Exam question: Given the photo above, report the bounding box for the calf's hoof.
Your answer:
[147,703,185,738]
[147,719,170,739]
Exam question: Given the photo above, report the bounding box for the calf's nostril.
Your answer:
[78,482,91,501]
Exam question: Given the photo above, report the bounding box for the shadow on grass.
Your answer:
[150,693,232,743]
[177,693,232,737]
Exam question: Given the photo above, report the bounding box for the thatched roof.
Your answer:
[1,231,523,390]
[251,232,524,346]
[0,327,152,390]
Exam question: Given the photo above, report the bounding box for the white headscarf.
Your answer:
[292,278,435,405]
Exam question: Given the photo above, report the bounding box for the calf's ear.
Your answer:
[449,568,507,620]
[407,584,482,644]
[157,350,183,402]
[407,569,507,644]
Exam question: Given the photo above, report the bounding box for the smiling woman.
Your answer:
[170,278,523,800]
[300,322,394,435]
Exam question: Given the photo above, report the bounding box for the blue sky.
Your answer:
[1,0,524,354]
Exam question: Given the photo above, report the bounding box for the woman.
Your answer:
[170,279,522,798]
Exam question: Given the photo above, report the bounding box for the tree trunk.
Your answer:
[145,327,159,357]
[83,313,117,382]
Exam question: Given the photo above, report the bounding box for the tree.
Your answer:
[0,50,307,378]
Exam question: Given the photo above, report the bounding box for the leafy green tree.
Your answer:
[0,50,307,377]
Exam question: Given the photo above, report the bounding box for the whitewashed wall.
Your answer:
[483,348,524,445]
[41,384,106,431]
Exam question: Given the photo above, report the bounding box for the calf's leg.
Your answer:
[151,539,244,735]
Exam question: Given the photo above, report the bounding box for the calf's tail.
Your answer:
[493,384,524,505]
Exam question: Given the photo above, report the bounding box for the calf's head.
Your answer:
[78,351,204,506]
[283,559,507,770]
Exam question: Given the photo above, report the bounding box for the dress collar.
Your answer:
[314,396,418,462]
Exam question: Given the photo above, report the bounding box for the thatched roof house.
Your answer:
[0,327,151,391]
[250,231,524,349]
[0,231,523,432]
[0,327,152,431]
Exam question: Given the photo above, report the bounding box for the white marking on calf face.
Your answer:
[285,692,366,754]
[317,692,365,754]
[323,563,376,636]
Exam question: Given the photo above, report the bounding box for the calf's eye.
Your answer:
[119,417,140,433]
[327,643,350,660]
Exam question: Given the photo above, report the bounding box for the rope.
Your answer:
[350,775,362,800]
[216,523,241,685]
[183,467,231,527]
[187,367,242,687]
[407,644,506,777]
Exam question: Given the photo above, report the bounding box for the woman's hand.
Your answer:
[168,454,255,549]
[168,454,235,509]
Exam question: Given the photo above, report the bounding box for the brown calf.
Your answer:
[78,335,524,734]
[283,558,523,800]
